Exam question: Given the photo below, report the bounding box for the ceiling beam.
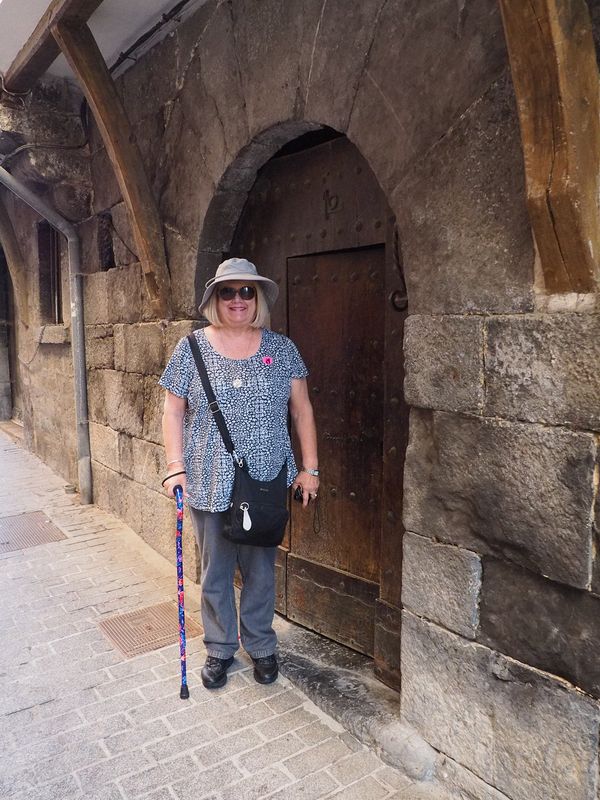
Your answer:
[499,0,600,294]
[3,0,105,94]
[52,20,172,319]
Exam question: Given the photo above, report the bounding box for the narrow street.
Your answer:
[0,429,425,800]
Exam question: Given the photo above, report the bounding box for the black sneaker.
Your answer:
[201,655,234,689]
[252,654,278,685]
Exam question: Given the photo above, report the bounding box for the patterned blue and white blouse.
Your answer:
[159,328,308,512]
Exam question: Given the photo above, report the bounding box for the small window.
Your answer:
[38,222,63,324]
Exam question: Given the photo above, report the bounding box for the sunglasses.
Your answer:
[217,285,256,301]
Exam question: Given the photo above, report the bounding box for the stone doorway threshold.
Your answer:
[273,614,435,782]
[274,617,500,800]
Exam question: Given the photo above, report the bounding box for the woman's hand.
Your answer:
[293,472,320,508]
[164,472,188,499]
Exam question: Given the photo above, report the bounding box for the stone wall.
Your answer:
[0,250,10,419]
[1,1,599,798]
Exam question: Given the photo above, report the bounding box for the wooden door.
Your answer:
[228,135,406,688]
[286,247,385,655]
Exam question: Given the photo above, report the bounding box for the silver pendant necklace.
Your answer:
[218,329,256,388]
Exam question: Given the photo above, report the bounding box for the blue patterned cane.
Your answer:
[174,485,189,699]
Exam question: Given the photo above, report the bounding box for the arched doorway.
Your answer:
[224,132,408,690]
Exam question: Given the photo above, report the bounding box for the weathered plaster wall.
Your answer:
[2,1,599,798]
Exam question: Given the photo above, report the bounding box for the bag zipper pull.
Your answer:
[240,502,252,531]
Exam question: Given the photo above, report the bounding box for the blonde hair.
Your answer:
[202,282,271,329]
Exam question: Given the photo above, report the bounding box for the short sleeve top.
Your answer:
[158,328,308,512]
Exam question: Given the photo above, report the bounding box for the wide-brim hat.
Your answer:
[199,258,279,312]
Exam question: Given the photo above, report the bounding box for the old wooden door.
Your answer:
[229,134,406,689]
[286,248,384,655]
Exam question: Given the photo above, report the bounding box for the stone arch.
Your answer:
[195,121,348,300]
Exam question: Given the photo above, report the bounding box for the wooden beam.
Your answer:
[52,20,172,319]
[4,0,105,94]
[0,193,31,327]
[499,0,600,294]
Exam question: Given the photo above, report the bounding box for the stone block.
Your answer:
[91,460,142,533]
[109,202,136,267]
[479,558,600,699]
[85,325,114,370]
[348,0,507,197]
[132,437,165,491]
[143,376,165,445]
[139,485,200,582]
[403,409,596,588]
[229,0,323,138]
[484,314,600,431]
[83,265,143,325]
[402,532,481,639]
[113,323,164,375]
[89,422,119,472]
[393,73,534,315]
[77,215,100,275]
[90,146,122,214]
[163,320,203,364]
[163,227,203,320]
[435,755,514,800]
[401,611,600,800]
[303,0,389,131]
[118,433,134,479]
[404,315,484,413]
[87,369,144,437]
[38,324,70,345]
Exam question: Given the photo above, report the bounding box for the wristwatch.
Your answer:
[302,467,320,477]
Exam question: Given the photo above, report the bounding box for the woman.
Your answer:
[159,257,319,689]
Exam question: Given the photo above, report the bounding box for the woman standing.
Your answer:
[159,258,319,689]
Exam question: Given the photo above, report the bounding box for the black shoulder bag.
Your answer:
[187,334,289,547]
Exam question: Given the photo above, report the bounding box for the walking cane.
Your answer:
[174,485,189,699]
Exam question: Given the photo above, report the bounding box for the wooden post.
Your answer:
[499,0,600,293]
[52,20,172,318]
[3,0,104,93]
[0,194,30,327]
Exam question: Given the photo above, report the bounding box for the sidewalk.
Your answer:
[0,430,428,800]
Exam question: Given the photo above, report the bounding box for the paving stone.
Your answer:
[103,718,170,755]
[146,722,216,762]
[219,766,291,800]
[211,700,275,735]
[269,770,340,800]
[171,761,244,800]
[76,751,153,794]
[119,755,198,797]
[80,689,146,722]
[286,737,354,779]
[328,776,390,799]
[194,727,264,767]
[256,707,316,740]
[328,751,388,786]
[238,732,306,773]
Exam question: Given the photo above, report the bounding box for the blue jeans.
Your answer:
[189,507,278,660]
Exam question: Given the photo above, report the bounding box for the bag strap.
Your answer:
[187,333,238,459]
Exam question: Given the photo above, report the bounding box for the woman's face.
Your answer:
[216,280,257,328]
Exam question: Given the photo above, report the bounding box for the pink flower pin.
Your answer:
[262,356,273,366]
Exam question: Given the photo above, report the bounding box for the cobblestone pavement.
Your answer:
[0,431,425,800]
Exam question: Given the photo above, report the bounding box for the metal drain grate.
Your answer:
[99,601,203,658]
[0,511,67,553]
